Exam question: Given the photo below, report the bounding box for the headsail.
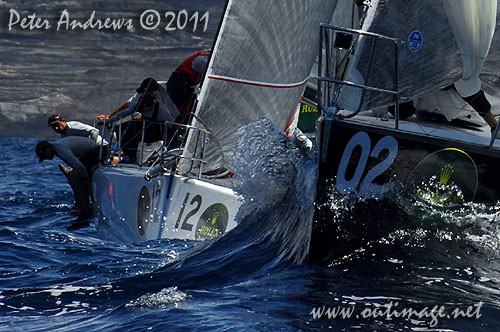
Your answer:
[340,0,466,111]
[480,3,500,96]
[181,0,338,174]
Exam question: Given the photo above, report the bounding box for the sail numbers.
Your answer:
[336,132,398,195]
[175,193,201,231]
[174,192,229,239]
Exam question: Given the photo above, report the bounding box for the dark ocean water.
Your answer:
[1,137,500,331]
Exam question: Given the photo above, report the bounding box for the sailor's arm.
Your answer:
[97,93,140,120]
[71,122,100,142]
[97,100,130,120]
[105,104,139,124]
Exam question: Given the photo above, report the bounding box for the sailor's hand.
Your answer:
[97,114,109,120]
[193,85,201,96]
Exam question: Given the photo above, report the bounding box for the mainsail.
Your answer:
[181,0,338,174]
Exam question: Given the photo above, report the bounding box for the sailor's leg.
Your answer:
[70,177,91,214]
[79,150,100,205]
[483,112,498,130]
[460,89,498,130]
[59,164,91,215]
[121,121,142,163]
[57,164,76,211]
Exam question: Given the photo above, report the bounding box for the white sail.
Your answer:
[479,2,500,97]
[340,0,466,110]
[443,0,497,98]
[181,0,339,174]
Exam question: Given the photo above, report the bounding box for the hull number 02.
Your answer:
[336,132,398,194]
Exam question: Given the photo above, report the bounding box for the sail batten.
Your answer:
[207,74,309,89]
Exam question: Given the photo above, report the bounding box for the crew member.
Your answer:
[35,136,100,231]
[97,78,178,124]
[443,0,498,135]
[97,78,179,163]
[48,113,109,159]
[166,50,210,124]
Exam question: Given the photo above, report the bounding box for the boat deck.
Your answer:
[98,163,240,189]
[337,110,500,150]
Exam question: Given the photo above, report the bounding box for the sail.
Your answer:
[340,0,467,110]
[443,0,497,99]
[481,3,500,96]
[181,0,338,174]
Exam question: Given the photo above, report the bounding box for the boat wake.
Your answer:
[232,118,318,264]
[311,179,500,265]
[111,119,318,302]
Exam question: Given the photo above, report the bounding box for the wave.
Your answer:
[310,179,500,265]
[0,119,319,316]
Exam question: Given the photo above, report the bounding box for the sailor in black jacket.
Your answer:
[35,136,100,230]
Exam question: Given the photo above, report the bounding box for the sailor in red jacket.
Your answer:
[166,50,210,124]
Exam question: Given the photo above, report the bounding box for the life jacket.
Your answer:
[173,50,210,86]
[167,51,210,119]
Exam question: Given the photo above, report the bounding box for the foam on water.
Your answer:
[232,118,318,263]
[315,178,500,259]
[309,178,500,329]
[125,287,189,308]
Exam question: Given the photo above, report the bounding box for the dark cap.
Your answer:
[35,140,53,163]
[136,78,161,94]
[48,114,63,127]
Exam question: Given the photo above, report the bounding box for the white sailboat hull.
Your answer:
[92,165,242,242]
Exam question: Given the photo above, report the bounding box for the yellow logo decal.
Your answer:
[440,164,454,185]
[211,211,220,225]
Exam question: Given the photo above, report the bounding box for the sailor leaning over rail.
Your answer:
[35,137,100,231]
[48,113,109,159]
[97,78,179,124]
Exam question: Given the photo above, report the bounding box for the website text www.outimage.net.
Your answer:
[310,301,482,328]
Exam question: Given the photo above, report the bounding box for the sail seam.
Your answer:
[208,74,308,89]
